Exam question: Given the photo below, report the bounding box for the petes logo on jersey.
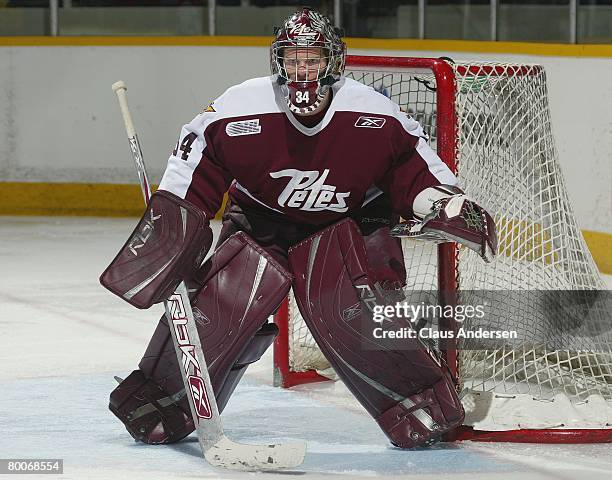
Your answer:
[270,169,349,212]
[226,119,261,137]
[355,116,386,128]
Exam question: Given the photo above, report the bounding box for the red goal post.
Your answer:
[272,55,612,443]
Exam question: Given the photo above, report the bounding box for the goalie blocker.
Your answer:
[289,218,464,448]
[100,190,213,309]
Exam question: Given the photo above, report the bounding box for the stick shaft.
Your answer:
[112,81,152,203]
[112,79,223,452]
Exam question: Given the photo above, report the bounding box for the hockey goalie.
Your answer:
[101,7,496,449]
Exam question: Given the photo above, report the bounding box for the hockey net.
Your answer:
[273,56,612,442]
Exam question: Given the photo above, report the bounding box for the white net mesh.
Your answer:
[283,60,612,430]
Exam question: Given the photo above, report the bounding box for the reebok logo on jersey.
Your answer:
[270,168,349,212]
[226,119,261,137]
[355,116,386,128]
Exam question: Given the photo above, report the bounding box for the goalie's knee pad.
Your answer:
[363,226,406,289]
[109,232,291,444]
[288,218,464,448]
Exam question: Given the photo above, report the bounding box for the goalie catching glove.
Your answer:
[391,185,497,263]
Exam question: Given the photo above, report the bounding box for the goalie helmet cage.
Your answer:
[273,55,612,443]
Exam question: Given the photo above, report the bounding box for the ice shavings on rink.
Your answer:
[1,216,611,479]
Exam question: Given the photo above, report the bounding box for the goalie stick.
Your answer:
[111,80,306,471]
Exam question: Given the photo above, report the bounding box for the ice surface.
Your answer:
[0,216,610,479]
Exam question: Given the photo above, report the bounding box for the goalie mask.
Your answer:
[271,7,346,114]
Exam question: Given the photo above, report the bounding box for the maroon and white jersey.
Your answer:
[158,75,457,225]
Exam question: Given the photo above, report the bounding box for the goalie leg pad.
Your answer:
[216,322,279,412]
[288,218,464,448]
[109,232,292,444]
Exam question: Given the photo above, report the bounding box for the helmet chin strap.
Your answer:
[287,87,329,115]
[279,75,337,115]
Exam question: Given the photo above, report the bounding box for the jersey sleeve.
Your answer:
[376,108,458,220]
[158,106,233,219]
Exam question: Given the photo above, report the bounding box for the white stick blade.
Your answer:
[204,435,306,471]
